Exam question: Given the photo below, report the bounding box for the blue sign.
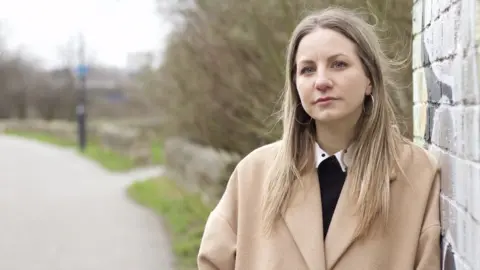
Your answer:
[106,92,126,103]
[75,64,88,77]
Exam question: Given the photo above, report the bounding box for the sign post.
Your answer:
[76,64,87,152]
[75,33,88,152]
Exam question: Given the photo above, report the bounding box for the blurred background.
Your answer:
[0,0,413,269]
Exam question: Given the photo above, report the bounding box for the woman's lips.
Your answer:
[314,96,337,104]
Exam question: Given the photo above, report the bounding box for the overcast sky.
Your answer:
[0,0,171,69]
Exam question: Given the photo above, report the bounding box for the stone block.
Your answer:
[163,137,241,204]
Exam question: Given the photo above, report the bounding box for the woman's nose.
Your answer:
[314,73,332,92]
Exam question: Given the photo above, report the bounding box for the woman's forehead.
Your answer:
[295,29,357,61]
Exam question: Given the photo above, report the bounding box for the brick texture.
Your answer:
[412,0,480,269]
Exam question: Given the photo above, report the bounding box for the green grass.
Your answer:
[150,140,165,164]
[127,177,212,270]
[4,130,147,171]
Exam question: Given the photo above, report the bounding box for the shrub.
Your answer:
[148,0,413,156]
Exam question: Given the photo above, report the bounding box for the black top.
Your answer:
[317,155,347,238]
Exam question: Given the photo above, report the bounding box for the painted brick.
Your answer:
[471,164,480,221]
[423,0,433,28]
[413,0,480,268]
[445,198,457,249]
[463,50,478,104]
[453,156,468,208]
[443,6,456,57]
[412,1,423,35]
[477,51,480,101]
[452,54,464,104]
[441,195,450,235]
[432,21,442,61]
[450,201,459,250]
[454,255,472,270]
[451,106,465,157]
[476,3,480,45]
[463,106,480,161]
[459,0,476,50]
[412,36,422,69]
[440,150,454,198]
[466,215,479,270]
[451,1,462,45]
[474,220,480,270]
[431,0,441,22]
[439,0,449,14]
[413,103,427,139]
[413,68,428,102]
[431,104,454,150]
[457,206,468,257]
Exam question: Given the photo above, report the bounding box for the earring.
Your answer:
[295,103,313,125]
[295,116,312,125]
[363,94,375,114]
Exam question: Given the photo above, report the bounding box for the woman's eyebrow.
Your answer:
[297,53,349,64]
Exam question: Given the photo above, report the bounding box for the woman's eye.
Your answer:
[332,61,347,69]
[300,67,315,74]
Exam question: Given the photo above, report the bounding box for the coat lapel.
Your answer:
[281,141,401,270]
[282,170,325,270]
[323,172,358,269]
[324,147,398,269]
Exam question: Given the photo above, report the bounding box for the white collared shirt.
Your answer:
[314,142,347,172]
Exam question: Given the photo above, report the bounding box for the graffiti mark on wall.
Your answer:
[419,0,454,144]
[416,1,480,268]
[419,0,455,269]
[420,41,453,144]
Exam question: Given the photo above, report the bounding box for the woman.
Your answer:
[197,7,441,270]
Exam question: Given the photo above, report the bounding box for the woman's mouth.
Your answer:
[314,96,337,104]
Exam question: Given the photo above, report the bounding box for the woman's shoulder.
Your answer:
[397,140,440,182]
[400,141,439,167]
[235,140,283,172]
[214,141,282,217]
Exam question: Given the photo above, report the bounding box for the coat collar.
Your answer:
[342,142,398,181]
[281,141,399,269]
[281,169,325,270]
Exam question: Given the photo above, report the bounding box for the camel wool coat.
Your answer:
[197,141,441,270]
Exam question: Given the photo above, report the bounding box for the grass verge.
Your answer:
[127,176,212,270]
[4,130,153,171]
[150,140,165,164]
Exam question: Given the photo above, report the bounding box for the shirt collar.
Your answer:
[314,142,347,172]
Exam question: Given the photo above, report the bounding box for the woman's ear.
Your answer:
[365,81,372,95]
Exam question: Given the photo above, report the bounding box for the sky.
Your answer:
[0,0,172,69]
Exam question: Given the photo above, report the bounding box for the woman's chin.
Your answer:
[311,111,344,123]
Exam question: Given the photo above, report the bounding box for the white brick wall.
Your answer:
[412,0,480,269]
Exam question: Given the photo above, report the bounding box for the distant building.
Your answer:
[126,51,154,74]
[48,67,75,89]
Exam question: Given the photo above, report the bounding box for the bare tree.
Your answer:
[142,0,413,155]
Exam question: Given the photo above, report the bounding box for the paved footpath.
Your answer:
[0,135,175,270]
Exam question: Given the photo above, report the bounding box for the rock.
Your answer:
[163,137,241,204]
[97,123,138,152]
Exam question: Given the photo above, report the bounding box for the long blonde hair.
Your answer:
[261,7,406,239]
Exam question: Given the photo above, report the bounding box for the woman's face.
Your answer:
[295,28,372,124]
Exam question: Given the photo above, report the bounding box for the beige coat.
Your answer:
[197,141,441,270]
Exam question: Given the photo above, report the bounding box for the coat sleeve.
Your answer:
[415,168,441,270]
[197,211,237,269]
[197,167,239,270]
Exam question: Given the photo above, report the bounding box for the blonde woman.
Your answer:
[197,7,441,270]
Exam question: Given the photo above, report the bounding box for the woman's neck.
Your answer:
[315,121,356,155]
